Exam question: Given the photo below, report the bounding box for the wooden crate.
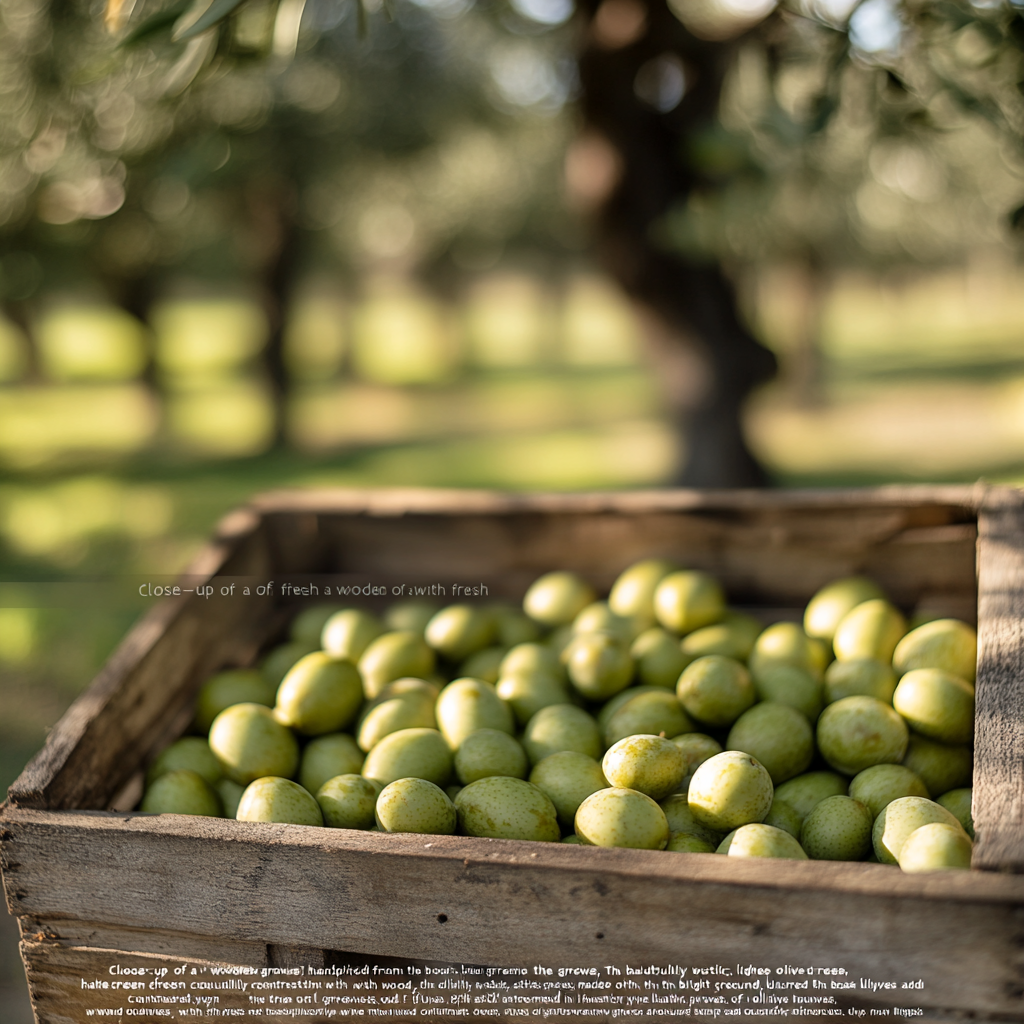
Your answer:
[4,486,1024,1024]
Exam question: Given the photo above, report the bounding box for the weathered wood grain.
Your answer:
[16,935,1006,1024]
[18,915,268,964]
[974,488,1024,871]
[20,938,263,1024]
[4,809,1024,1019]
[263,488,980,610]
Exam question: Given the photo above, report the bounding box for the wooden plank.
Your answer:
[973,486,1024,871]
[5,513,274,813]
[4,810,1024,1018]
[18,916,268,964]
[311,499,977,607]
[20,938,266,1024]
[14,923,1006,1024]
[249,484,984,517]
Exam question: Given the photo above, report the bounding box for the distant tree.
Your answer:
[4,0,1024,480]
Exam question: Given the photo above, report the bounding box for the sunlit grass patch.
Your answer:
[152,297,268,379]
[0,608,38,664]
[1,476,173,563]
[0,316,28,382]
[284,291,348,380]
[351,278,459,384]
[165,381,275,455]
[0,385,158,468]
[464,272,552,368]
[301,419,678,490]
[289,369,659,450]
[37,304,147,382]
[747,377,1024,480]
[560,274,641,367]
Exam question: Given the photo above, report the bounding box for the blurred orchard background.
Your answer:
[5,0,1024,1012]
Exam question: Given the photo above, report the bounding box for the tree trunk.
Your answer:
[1,298,43,382]
[574,0,778,486]
[245,180,300,451]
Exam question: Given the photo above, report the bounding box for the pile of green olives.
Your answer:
[139,561,976,872]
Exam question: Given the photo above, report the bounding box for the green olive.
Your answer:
[608,559,677,621]
[321,609,384,661]
[523,572,596,627]
[653,571,726,635]
[602,734,686,801]
[799,795,872,861]
[676,656,755,728]
[362,727,453,788]
[291,604,343,645]
[147,737,222,787]
[195,669,277,734]
[209,703,299,785]
[141,769,222,817]
[803,577,886,643]
[603,689,694,747]
[454,729,529,784]
[833,599,907,663]
[725,702,814,786]
[316,774,378,829]
[575,788,669,850]
[299,733,365,794]
[356,678,439,752]
[237,776,323,827]
[522,704,602,765]
[893,618,977,683]
[359,631,436,699]
[455,777,560,842]
[425,604,496,662]
[631,628,693,688]
[435,677,515,749]
[563,632,634,701]
[529,751,608,832]
[376,778,456,835]
[274,652,363,736]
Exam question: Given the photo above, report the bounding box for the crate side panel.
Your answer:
[313,507,977,609]
[18,939,995,1024]
[974,491,1024,871]
[20,938,267,1024]
[5,814,1024,1019]
[18,916,268,964]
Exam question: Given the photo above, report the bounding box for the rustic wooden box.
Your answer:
[4,486,1024,1024]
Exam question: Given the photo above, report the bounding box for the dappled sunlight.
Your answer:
[283,291,348,380]
[350,278,459,384]
[0,608,38,664]
[0,317,28,381]
[0,385,158,467]
[289,369,659,449]
[1,477,173,562]
[748,378,1024,479]
[821,269,1024,365]
[464,273,552,368]
[36,303,147,381]
[166,381,276,455]
[561,275,642,367]
[152,297,269,379]
[302,419,678,490]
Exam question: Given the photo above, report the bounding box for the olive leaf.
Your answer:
[175,0,250,42]
[119,1,192,47]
